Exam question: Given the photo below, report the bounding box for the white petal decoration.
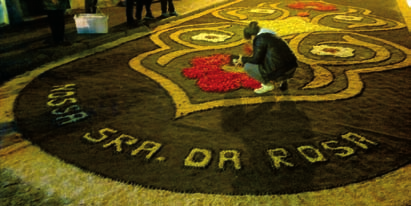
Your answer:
[191,33,232,43]
[333,15,363,21]
[249,9,275,14]
[311,45,355,57]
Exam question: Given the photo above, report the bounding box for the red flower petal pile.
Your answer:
[182,54,261,92]
[287,2,337,11]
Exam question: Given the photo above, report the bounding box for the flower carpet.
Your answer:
[1,0,410,205]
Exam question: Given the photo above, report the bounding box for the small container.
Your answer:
[74,14,109,34]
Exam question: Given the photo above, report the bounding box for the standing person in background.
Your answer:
[126,0,153,26]
[126,0,137,25]
[85,0,98,13]
[159,0,178,18]
[43,0,71,46]
[140,0,154,20]
[234,21,298,94]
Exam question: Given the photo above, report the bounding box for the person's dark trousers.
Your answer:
[160,0,175,13]
[126,0,137,22]
[143,0,153,18]
[85,0,98,13]
[135,0,143,20]
[46,10,66,44]
[136,0,153,19]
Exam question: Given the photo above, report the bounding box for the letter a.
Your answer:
[131,141,162,160]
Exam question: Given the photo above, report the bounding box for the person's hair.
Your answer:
[243,21,260,40]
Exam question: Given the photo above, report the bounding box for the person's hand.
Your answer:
[235,54,243,67]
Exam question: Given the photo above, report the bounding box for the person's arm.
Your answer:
[242,36,267,64]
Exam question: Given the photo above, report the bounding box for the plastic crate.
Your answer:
[74,14,108,34]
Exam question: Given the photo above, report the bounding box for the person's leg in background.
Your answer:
[167,0,177,16]
[160,0,177,17]
[136,0,143,21]
[47,10,59,43]
[85,0,92,13]
[126,0,136,24]
[46,9,68,45]
[159,0,169,17]
[88,0,98,13]
[143,0,154,19]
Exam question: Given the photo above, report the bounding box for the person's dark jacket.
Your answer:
[242,32,298,82]
[43,0,71,10]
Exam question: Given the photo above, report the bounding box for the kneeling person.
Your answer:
[235,21,298,94]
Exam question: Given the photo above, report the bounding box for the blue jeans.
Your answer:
[244,63,266,84]
[244,63,297,84]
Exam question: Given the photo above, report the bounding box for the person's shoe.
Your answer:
[279,81,288,91]
[159,13,170,18]
[127,19,145,27]
[254,83,274,94]
[169,11,178,16]
[127,18,137,26]
[144,15,155,20]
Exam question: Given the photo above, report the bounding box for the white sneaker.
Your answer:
[254,83,274,94]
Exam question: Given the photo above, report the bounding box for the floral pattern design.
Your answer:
[287,2,338,11]
[311,45,355,57]
[191,33,232,43]
[249,9,276,14]
[334,15,364,21]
